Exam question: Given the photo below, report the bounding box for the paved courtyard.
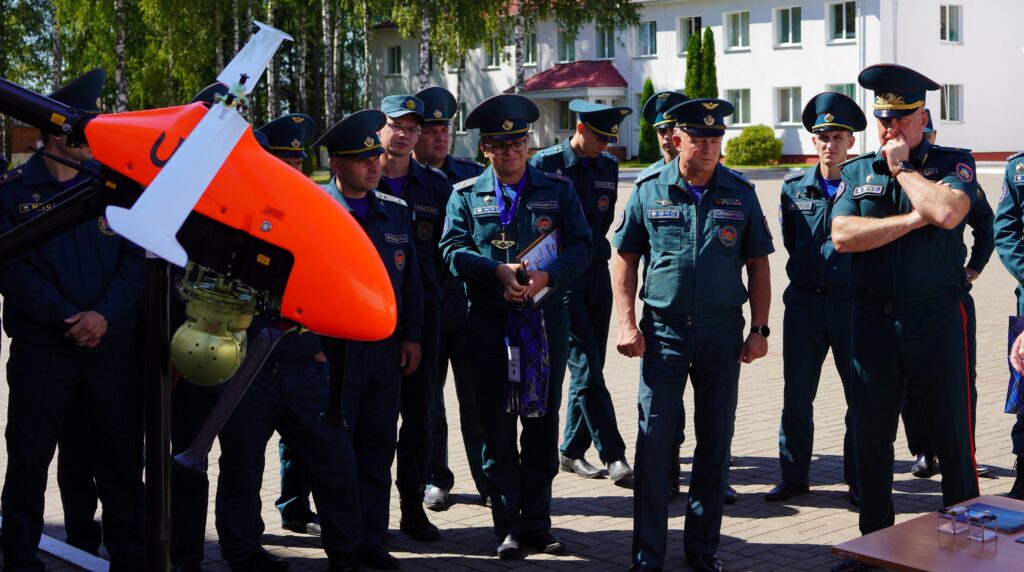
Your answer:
[1,167,1021,571]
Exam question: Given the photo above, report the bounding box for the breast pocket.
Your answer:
[413,204,441,244]
[709,209,745,251]
[382,236,411,287]
[647,209,684,251]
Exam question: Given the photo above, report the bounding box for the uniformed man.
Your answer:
[377,94,448,541]
[901,109,994,480]
[613,98,774,572]
[529,99,633,482]
[766,92,865,507]
[992,144,1024,501]
[0,69,146,571]
[412,85,488,511]
[831,64,980,537]
[319,109,424,570]
[638,91,688,180]
[439,94,594,559]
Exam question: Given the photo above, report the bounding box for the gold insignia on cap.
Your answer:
[824,113,835,123]
[704,115,715,126]
[405,99,417,110]
[291,116,304,123]
[875,93,906,106]
[702,102,719,110]
[611,125,619,133]
[620,109,629,116]
[291,138,301,148]
[364,136,374,146]
[658,93,670,100]
[502,120,514,131]
[433,109,443,118]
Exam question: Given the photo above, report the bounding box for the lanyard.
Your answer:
[493,169,528,226]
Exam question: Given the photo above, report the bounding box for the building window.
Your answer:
[558,30,576,62]
[777,87,801,124]
[827,83,856,99]
[597,27,616,59]
[725,11,750,50]
[940,5,962,43]
[677,16,702,55]
[725,89,751,125]
[637,21,657,57]
[485,36,501,68]
[386,45,401,75]
[559,101,578,130]
[456,102,468,132]
[829,1,856,42]
[941,84,962,122]
[776,6,802,46]
[524,30,537,64]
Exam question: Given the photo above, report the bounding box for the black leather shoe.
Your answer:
[523,529,565,554]
[763,481,808,502]
[685,553,724,572]
[228,547,291,572]
[497,534,522,559]
[670,445,681,496]
[282,515,321,536]
[911,453,939,478]
[1008,456,1024,500]
[357,547,400,570]
[724,484,738,505]
[328,555,359,572]
[848,485,860,507]
[607,459,634,483]
[830,558,865,572]
[400,489,441,542]
[560,454,604,478]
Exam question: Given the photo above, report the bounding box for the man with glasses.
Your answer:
[440,94,593,560]
[412,86,488,511]
[529,100,633,483]
[613,98,773,572]
[377,94,450,543]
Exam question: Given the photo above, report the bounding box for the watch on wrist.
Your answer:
[894,160,915,177]
[751,325,770,338]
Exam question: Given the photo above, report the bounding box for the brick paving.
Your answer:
[0,167,1020,571]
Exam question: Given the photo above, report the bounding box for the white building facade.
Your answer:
[370,0,1024,160]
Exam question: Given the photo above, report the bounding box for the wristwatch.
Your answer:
[892,160,916,177]
[750,325,771,338]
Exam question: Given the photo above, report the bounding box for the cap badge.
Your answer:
[658,93,670,100]
[405,99,417,110]
[702,102,719,110]
[824,113,835,123]
[875,93,906,106]
[611,125,619,133]
[433,109,443,118]
[32,192,41,202]
[364,136,375,147]
[1017,163,1024,173]
[620,109,629,116]
[704,115,715,126]
[291,138,301,148]
[291,116,304,123]
[502,120,514,131]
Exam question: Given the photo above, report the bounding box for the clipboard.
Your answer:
[515,227,561,307]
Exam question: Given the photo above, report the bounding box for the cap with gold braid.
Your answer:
[256,113,317,159]
[414,86,457,125]
[664,98,734,137]
[801,92,867,133]
[312,109,387,159]
[642,90,689,128]
[465,94,539,141]
[857,63,940,118]
[568,99,633,143]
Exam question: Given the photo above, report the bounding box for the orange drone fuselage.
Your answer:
[83,102,397,341]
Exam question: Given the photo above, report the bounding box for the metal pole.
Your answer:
[143,254,171,571]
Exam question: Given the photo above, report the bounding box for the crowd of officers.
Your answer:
[0,60,1023,572]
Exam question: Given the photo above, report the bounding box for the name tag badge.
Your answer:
[1014,175,1024,184]
[594,181,616,190]
[507,344,521,383]
[413,204,439,216]
[713,198,742,207]
[473,205,501,217]
[852,185,885,198]
[384,233,409,245]
[526,200,559,211]
[712,209,744,222]
[796,201,815,213]
[647,209,681,220]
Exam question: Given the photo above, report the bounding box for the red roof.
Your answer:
[522,60,627,92]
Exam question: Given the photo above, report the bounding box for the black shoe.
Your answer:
[764,482,809,502]
[1008,456,1024,500]
[282,515,321,536]
[399,488,441,542]
[685,553,724,572]
[328,555,359,572]
[830,558,865,572]
[848,485,860,507]
[911,453,939,478]
[560,454,604,478]
[670,445,681,496]
[724,484,738,505]
[357,547,400,570]
[607,459,634,483]
[228,547,291,572]
[522,529,565,554]
[497,534,522,559]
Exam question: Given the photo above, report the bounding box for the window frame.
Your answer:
[455,101,468,133]
[940,4,963,44]
[776,86,802,125]
[558,29,576,63]
[386,45,402,76]
[596,26,616,59]
[725,88,751,126]
[524,29,538,65]
[826,83,856,100]
[485,35,502,69]
[636,21,658,57]
[940,84,963,123]
[724,10,751,51]
[676,16,702,56]
[558,100,578,131]
[774,6,802,48]
[827,1,857,44]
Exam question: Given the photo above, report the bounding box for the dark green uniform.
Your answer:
[613,158,774,567]
[439,164,593,538]
[832,141,980,535]
[529,139,627,465]
[993,151,1024,459]
[777,166,856,488]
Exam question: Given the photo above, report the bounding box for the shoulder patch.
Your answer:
[373,190,408,208]
[545,171,571,184]
[0,168,25,187]
[453,176,479,192]
[452,156,484,168]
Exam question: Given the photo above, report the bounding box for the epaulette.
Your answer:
[601,150,619,163]
[0,168,25,187]
[545,171,571,184]
[725,166,744,177]
[721,166,754,189]
[451,156,484,168]
[929,144,973,155]
[636,166,664,185]
[453,176,479,192]
[373,190,408,208]
[425,164,449,181]
[1007,150,1024,161]
[783,170,804,182]
[534,146,559,158]
[839,151,874,168]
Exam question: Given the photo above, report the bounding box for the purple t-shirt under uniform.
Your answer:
[381,175,408,199]
[347,195,369,220]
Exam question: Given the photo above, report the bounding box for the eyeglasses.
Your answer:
[482,139,529,154]
[386,122,421,136]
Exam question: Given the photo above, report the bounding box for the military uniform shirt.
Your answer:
[637,157,667,182]
[780,166,851,289]
[963,186,994,276]
[993,151,1024,284]
[612,158,775,324]
[832,140,977,304]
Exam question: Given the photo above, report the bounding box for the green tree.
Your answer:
[638,77,658,163]
[700,26,717,99]
[684,29,702,97]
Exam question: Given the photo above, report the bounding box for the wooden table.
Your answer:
[832,495,1024,571]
